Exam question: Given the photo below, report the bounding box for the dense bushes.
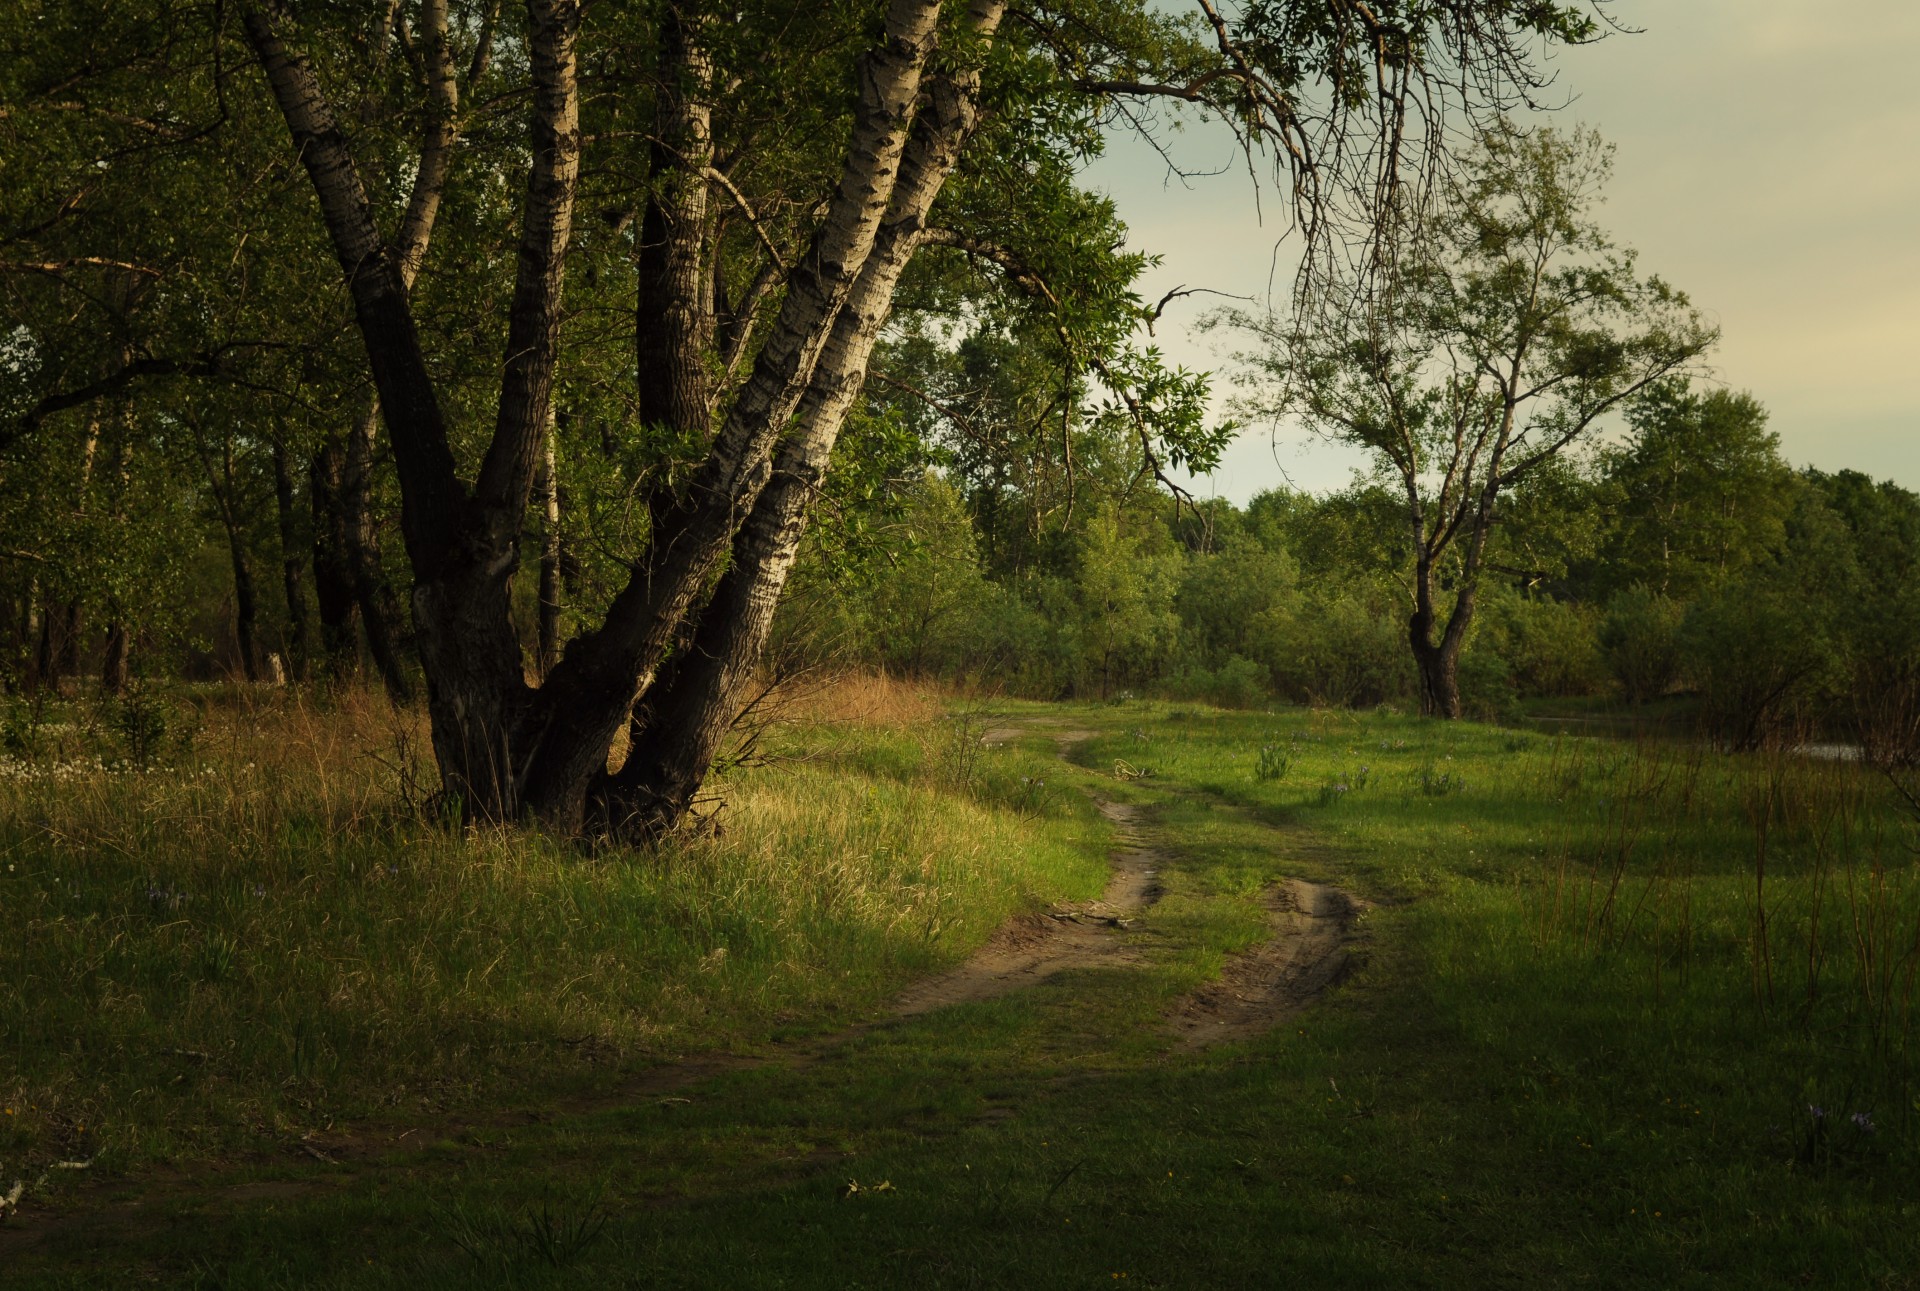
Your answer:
[789,409,1917,741]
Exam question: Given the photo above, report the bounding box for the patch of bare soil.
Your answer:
[890,799,1163,1016]
[977,722,1098,753]
[1170,879,1369,1048]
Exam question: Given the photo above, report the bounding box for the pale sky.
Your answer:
[1082,0,1920,500]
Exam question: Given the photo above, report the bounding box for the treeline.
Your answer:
[793,378,1920,749]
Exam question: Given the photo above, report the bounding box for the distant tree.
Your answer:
[1811,470,1920,764]
[1677,483,1853,749]
[1593,381,1797,599]
[1227,125,1715,716]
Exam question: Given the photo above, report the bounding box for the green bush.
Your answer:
[1600,584,1686,703]
[1680,580,1839,749]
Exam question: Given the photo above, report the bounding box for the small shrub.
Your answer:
[1254,742,1292,782]
[111,681,172,768]
[1,698,48,759]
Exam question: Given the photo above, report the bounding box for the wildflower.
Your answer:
[1851,1111,1875,1133]
[1808,1104,1826,1120]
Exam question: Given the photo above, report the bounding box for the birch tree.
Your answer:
[7,0,1614,833]
[1228,125,1713,717]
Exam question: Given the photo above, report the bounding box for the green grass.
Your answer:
[0,684,1105,1167]
[5,690,1919,1287]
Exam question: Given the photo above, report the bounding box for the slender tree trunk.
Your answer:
[225,523,262,682]
[343,401,414,702]
[272,441,312,681]
[22,581,44,692]
[634,2,713,442]
[53,602,82,681]
[32,600,55,692]
[307,440,362,678]
[96,413,131,695]
[100,623,129,693]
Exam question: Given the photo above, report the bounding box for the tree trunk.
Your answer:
[308,439,362,679]
[536,422,562,677]
[605,0,1007,839]
[100,622,129,693]
[1409,575,1473,719]
[20,582,43,693]
[227,525,262,682]
[633,2,713,443]
[272,440,312,682]
[31,594,54,692]
[53,601,81,682]
[249,0,948,830]
[515,0,944,831]
[1411,637,1462,718]
[343,401,414,703]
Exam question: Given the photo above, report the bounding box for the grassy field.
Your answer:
[3,686,1918,1287]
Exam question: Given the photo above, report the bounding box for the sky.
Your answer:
[1080,0,1920,501]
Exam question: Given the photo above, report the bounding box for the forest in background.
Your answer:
[9,305,1916,757]
[800,374,1920,749]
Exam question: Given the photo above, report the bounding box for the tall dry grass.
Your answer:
[0,677,1099,1170]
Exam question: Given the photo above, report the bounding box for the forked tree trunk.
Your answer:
[607,0,1007,838]
[248,0,962,831]
[1409,573,1473,719]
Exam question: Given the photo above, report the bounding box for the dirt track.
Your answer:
[891,797,1164,1016]
[1169,878,1368,1047]
[944,720,1367,1045]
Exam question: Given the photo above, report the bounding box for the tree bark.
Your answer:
[100,622,129,693]
[52,601,82,683]
[634,1,714,442]
[536,419,562,677]
[1409,571,1472,719]
[515,0,945,830]
[249,0,946,832]
[226,524,263,682]
[606,0,1007,838]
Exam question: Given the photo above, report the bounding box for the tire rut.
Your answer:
[1169,877,1369,1048]
[890,798,1164,1017]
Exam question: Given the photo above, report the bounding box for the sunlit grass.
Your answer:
[1081,702,1920,1175]
[0,680,1105,1169]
